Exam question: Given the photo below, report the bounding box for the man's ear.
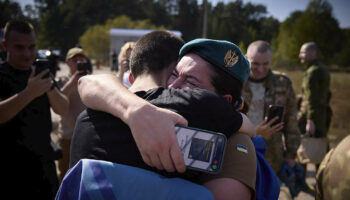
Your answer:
[223,94,232,103]
[129,72,134,84]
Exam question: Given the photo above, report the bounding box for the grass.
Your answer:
[278,69,350,146]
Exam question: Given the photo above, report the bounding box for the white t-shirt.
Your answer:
[247,82,265,126]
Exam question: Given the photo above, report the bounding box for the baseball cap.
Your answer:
[66,47,85,61]
[179,39,250,84]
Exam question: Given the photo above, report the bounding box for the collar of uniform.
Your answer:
[263,70,274,90]
[248,70,272,90]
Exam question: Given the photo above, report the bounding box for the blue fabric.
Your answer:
[56,159,214,200]
[252,135,280,200]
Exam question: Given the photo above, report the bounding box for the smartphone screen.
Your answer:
[267,105,284,126]
[175,125,227,174]
[33,59,50,78]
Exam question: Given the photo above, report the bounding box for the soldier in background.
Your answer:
[298,42,331,142]
[316,135,350,200]
[242,40,301,174]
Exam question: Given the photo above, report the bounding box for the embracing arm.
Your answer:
[239,113,256,137]
[78,74,188,173]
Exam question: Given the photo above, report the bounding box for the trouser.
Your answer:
[6,144,59,200]
[57,138,71,182]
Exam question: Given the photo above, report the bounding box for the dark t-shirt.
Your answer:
[70,87,242,180]
[0,62,54,159]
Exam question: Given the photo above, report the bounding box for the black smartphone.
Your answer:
[77,61,89,75]
[33,58,50,78]
[175,125,227,174]
[267,105,284,126]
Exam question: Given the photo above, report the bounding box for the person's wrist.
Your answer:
[124,101,154,127]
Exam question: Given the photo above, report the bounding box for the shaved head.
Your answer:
[247,40,272,57]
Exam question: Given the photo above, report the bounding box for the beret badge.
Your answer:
[224,49,239,68]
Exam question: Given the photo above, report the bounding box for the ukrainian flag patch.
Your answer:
[236,144,248,154]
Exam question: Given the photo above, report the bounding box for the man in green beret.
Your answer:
[76,37,257,199]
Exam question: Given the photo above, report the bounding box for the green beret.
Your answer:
[179,39,250,84]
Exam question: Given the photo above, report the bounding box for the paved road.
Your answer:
[54,63,316,200]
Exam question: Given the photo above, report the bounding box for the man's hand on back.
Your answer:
[126,102,188,173]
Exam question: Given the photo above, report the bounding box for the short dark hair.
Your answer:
[304,42,319,55]
[208,63,243,104]
[130,30,184,78]
[4,19,34,40]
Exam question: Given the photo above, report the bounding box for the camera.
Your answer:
[33,59,51,79]
[175,125,227,174]
[77,61,90,75]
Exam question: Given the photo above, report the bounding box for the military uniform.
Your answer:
[243,70,301,173]
[298,60,331,137]
[316,135,350,200]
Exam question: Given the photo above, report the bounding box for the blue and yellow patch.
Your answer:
[236,144,248,154]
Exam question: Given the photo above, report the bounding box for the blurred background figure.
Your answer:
[111,50,118,71]
[243,40,300,173]
[116,41,135,87]
[55,47,91,182]
[297,42,332,171]
[0,19,69,199]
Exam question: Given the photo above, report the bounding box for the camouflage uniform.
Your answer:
[316,135,350,200]
[243,70,301,173]
[298,60,331,137]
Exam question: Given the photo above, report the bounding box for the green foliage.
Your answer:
[79,15,164,64]
[333,29,350,67]
[274,0,345,67]
[207,0,279,48]
[0,0,27,28]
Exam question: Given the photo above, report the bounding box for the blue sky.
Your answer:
[16,0,350,28]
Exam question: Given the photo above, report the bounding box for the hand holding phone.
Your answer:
[33,59,51,79]
[175,125,227,174]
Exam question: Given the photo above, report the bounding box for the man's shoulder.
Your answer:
[271,70,292,82]
[270,70,293,87]
[0,62,11,74]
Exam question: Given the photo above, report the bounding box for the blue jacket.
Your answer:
[252,135,280,200]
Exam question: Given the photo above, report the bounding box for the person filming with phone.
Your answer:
[242,40,301,174]
[0,19,69,199]
[55,47,91,182]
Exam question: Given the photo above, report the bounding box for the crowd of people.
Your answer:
[1,19,348,200]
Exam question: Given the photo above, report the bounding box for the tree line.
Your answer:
[1,0,349,68]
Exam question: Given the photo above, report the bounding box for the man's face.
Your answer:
[2,31,36,70]
[247,50,271,80]
[66,54,87,74]
[299,44,315,65]
[167,53,216,92]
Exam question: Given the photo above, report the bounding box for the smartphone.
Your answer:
[267,105,284,126]
[33,59,51,78]
[175,125,227,174]
[77,61,89,75]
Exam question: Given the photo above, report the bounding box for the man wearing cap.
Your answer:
[55,47,91,181]
[74,35,258,199]
[0,19,69,199]
[242,41,301,173]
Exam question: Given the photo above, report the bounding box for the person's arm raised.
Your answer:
[0,68,52,123]
[78,74,188,173]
